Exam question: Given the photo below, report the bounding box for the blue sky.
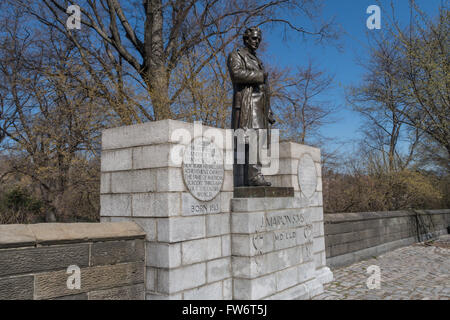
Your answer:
[261,0,444,154]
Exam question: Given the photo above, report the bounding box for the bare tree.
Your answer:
[15,0,338,123]
[348,2,448,173]
[346,33,417,172]
[272,61,337,144]
[387,2,449,163]
[0,9,107,221]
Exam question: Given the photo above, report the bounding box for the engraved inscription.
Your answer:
[252,233,264,255]
[273,231,297,242]
[258,213,305,231]
[298,154,317,198]
[304,225,313,240]
[303,242,313,261]
[190,202,219,214]
[182,193,220,215]
[251,210,314,253]
[182,137,224,201]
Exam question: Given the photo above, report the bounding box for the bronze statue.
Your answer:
[227,26,275,187]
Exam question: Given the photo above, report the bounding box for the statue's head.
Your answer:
[243,26,262,53]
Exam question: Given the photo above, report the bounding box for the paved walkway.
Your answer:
[314,235,450,300]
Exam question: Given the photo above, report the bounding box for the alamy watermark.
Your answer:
[66,5,81,30]
[366,5,381,30]
[66,265,81,290]
[169,121,280,174]
[366,265,381,289]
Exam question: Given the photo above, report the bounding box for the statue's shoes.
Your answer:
[248,175,271,187]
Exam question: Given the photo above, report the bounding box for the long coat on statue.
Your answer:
[227,47,272,131]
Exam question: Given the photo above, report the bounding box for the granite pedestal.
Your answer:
[100,119,332,299]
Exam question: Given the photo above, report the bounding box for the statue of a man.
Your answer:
[227,26,275,187]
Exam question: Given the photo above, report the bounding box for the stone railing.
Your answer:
[0,222,146,300]
[324,209,450,268]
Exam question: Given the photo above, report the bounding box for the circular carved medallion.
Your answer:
[182,137,224,201]
[297,154,317,198]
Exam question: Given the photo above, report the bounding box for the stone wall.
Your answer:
[324,209,450,268]
[0,222,146,300]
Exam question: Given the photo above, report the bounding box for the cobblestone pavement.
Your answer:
[313,235,450,300]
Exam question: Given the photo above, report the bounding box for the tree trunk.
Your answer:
[143,0,172,120]
[145,67,171,120]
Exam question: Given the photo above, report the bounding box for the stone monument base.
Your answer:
[231,196,332,299]
[100,119,332,299]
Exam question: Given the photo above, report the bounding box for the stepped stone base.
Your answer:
[100,119,332,299]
